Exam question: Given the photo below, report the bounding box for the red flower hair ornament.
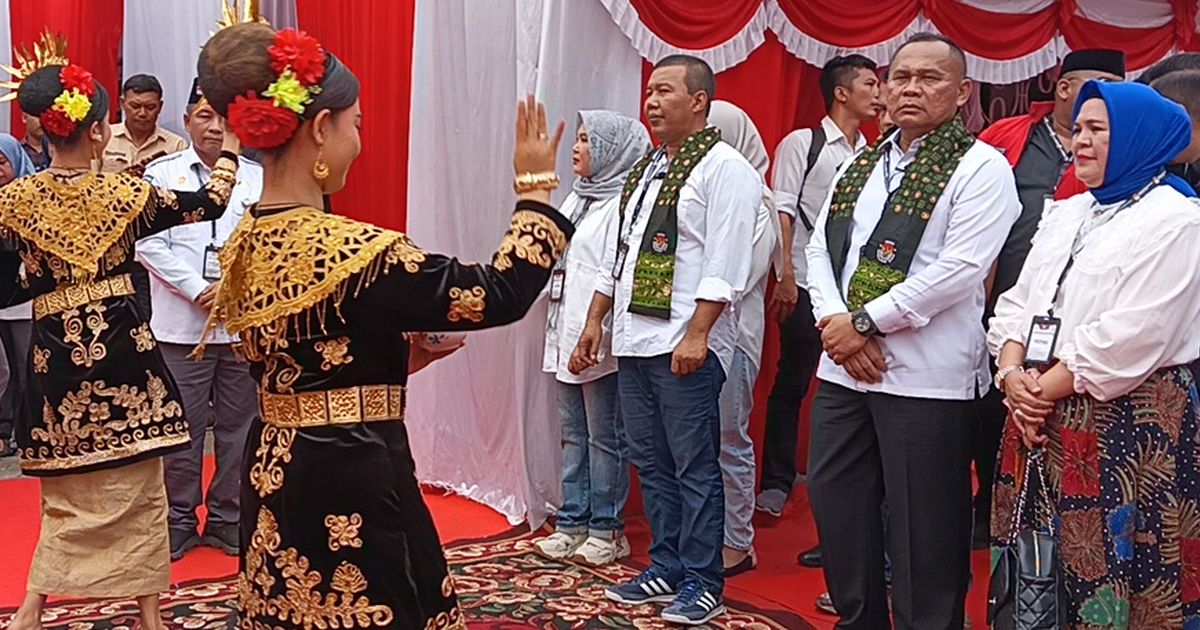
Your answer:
[226,29,326,150]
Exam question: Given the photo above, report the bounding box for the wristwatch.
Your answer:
[851,309,878,337]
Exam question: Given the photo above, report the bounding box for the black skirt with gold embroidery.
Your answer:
[228,201,572,630]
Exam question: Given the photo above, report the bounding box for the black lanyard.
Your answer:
[618,150,667,251]
[1047,173,1164,316]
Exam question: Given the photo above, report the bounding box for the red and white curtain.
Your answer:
[0,0,1191,526]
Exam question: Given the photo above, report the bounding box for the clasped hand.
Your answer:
[1003,368,1053,448]
[817,313,887,384]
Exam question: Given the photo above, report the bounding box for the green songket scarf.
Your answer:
[617,126,722,319]
[825,117,974,311]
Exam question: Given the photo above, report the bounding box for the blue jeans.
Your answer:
[619,353,725,593]
[718,348,757,552]
[555,374,629,537]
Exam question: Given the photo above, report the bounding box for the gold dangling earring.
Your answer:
[313,146,331,190]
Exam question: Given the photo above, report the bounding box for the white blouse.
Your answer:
[987,185,1200,401]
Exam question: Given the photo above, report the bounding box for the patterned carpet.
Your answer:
[0,527,811,629]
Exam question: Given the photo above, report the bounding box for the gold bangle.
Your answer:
[514,171,560,194]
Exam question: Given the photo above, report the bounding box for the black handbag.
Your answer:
[988,448,1067,630]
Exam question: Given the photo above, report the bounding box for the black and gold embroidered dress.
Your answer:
[214,200,571,630]
[0,157,239,476]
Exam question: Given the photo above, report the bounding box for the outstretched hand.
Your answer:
[513,94,564,176]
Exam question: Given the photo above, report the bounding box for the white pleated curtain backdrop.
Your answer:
[406,0,642,527]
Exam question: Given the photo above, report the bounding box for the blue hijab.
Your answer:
[0,133,35,182]
[1073,80,1196,204]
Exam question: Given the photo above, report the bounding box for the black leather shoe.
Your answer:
[170,528,200,561]
[202,522,239,555]
[797,545,822,568]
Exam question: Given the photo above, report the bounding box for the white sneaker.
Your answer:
[571,534,631,566]
[533,531,587,559]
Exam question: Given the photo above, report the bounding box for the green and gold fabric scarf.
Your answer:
[617,126,721,319]
[825,117,974,311]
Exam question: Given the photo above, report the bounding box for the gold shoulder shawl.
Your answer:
[213,206,427,353]
[0,172,153,277]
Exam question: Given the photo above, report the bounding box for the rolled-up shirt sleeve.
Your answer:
[862,154,1020,334]
[771,130,811,220]
[1058,218,1200,401]
[697,157,759,303]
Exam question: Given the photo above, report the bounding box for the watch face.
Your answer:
[853,315,870,332]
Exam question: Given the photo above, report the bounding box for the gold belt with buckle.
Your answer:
[33,273,136,320]
[260,384,406,428]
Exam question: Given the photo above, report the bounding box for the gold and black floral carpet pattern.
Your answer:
[0,527,812,629]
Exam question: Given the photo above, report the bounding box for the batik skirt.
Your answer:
[991,365,1200,629]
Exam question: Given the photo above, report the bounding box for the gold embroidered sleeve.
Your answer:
[345,201,572,333]
[137,155,240,238]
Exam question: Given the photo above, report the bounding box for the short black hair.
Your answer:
[1152,70,1200,123]
[820,54,877,109]
[1137,53,1200,85]
[891,32,967,79]
[122,73,163,98]
[653,54,716,114]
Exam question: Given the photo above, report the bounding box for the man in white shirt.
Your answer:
[805,35,1019,629]
[137,80,263,562]
[571,55,759,626]
[756,55,879,529]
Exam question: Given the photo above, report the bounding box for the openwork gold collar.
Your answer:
[215,206,417,340]
[0,171,152,277]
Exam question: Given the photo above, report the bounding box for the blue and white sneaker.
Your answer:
[660,581,725,626]
[605,567,678,605]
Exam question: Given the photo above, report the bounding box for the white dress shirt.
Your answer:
[136,148,263,345]
[806,135,1020,400]
[988,186,1200,401]
[543,192,620,384]
[595,140,760,375]
[732,183,780,370]
[773,116,867,288]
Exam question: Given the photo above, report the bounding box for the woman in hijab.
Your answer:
[535,110,650,566]
[0,134,31,456]
[707,101,781,576]
[988,81,1200,626]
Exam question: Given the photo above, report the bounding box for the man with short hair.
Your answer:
[101,74,188,174]
[806,34,1019,628]
[973,49,1124,547]
[756,54,880,529]
[137,79,263,561]
[1152,70,1200,190]
[19,112,49,172]
[571,54,759,626]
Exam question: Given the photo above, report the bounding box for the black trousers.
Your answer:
[972,387,1007,520]
[759,287,823,493]
[808,382,973,630]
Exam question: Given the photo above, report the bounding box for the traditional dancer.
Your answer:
[196,23,571,630]
[0,34,241,630]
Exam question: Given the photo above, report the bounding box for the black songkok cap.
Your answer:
[188,77,203,106]
[1061,49,1126,77]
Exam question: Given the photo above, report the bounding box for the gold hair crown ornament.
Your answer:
[0,29,69,103]
[214,0,269,32]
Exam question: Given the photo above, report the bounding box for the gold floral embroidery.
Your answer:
[262,351,302,395]
[25,371,187,469]
[31,345,49,374]
[384,234,427,273]
[0,171,152,277]
[491,210,567,272]
[248,425,295,499]
[46,255,70,282]
[324,513,364,551]
[239,506,394,628]
[62,304,108,368]
[181,209,206,224]
[424,607,467,630]
[447,286,485,323]
[130,323,156,352]
[154,187,180,209]
[19,249,42,277]
[441,574,455,598]
[206,161,237,207]
[314,337,354,371]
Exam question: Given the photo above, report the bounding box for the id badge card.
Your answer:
[202,245,223,282]
[1024,315,1061,366]
[612,243,629,280]
[549,269,566,302]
